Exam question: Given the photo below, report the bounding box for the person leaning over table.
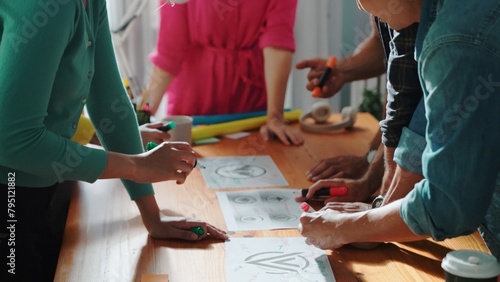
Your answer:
[145,0,304,146]
[296,15,423,205]
[299,0,500,263]
[0,1,228,281]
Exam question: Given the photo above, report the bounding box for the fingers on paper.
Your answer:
[206,224,230,240]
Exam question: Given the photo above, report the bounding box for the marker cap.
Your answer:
[300,202,310,212]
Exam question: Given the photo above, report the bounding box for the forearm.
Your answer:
[263,47,293,121]
[100,151,137,181]
[380,146,396,195]
[346,200,426,244]
[383,164,423,205]
[359,143,384,196]
[369,129,382,150]
[338,17,385,83]
[147,66,173,116]
[135,194,161,233]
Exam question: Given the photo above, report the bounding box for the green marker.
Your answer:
[190,226,204,236]
[158,121,176,132]
[145,141,158,151]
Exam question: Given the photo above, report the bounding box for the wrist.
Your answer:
[135,195,160,234]
[267,110,284,121]
[359,168,383,197]
[336,59,353,83]
[102,152,139,181]
[266,113,287,128]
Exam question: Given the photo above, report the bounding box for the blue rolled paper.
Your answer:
[192,109,291,125]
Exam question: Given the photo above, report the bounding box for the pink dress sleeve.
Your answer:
[258,0,297,51]
[149,2,190,76]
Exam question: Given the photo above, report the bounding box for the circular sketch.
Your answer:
[216,164,266,179]
[240,216,264,223]
[265,196,288,203]
[232,196,257,204]
[272,214,297,222]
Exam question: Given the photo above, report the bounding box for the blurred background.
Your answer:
[107,0,385,120]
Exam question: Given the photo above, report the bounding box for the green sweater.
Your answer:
[0,0,154,200]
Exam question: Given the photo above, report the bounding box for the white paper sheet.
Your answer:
[216,189,302,231]
[199,156,288,189]
[226,237,336,282]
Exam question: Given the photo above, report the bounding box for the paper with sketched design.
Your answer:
[226,237,335,282]
[199,156,288,189]
[216,189,302,231]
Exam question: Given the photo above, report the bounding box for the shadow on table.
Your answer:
[329,240,452,281]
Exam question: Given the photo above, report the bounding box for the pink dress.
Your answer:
[149,0,297,115]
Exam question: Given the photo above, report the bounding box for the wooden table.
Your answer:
[54,113,490,282]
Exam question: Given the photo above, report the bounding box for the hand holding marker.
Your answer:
[299,187,349,210]
[145,142,206,170]
[300,186,348,198]
[145,133,206,237]
[312,56,337,98]
[158,121,176,132]
[300,202,316,246]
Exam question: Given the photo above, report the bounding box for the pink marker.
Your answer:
[300,202,316,212]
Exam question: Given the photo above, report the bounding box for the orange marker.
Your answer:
[312,56,337,98]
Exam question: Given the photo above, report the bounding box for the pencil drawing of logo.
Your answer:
[271,214,297,222]
[216,164,266,179]
[232,196,258,204]
[264,195,288,203]
[239,216,264,223]
[244,252,309,274]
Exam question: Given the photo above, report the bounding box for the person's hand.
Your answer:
[260,116,304,145]
[139,121,172,148]
[147,213,229,241]
[296,58,346,98]
[133,141,196,184]
[296,178,373,204]
[298,209,349,250]
[307,155,369,181]
[136,195,229,241]
[319,202,381,250]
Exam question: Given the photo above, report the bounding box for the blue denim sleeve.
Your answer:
[393,98,426,175]
[400,41,500,240]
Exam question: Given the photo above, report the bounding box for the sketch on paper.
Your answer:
[216,189,302,231]
[199,156,288,189]
[226,237,336,282]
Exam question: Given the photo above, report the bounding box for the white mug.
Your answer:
[162,115,193,144]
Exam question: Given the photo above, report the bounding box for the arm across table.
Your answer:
[54,113,490,282]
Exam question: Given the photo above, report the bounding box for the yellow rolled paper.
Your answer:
[191,109,303,141]
[72,115,95,145]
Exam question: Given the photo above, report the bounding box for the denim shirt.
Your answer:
[397,0,500,259]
